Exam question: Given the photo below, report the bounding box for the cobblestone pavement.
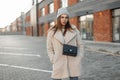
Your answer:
[0,35,120,80]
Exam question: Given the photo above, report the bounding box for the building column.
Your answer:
[94,10,112,42]
[68,0,79,29]
[68,0,78,6]
[26,26,33,36]
[44,5,49,36]
[70,17,79,29]
[54,0,61,12]
[44,23,49,36]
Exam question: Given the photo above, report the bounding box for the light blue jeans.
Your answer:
[53,77,78,80]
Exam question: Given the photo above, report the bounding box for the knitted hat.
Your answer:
[57,8,70,18]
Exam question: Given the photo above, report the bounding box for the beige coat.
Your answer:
[47,25,84,79]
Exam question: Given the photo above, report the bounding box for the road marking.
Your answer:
[0,46,28,50]
[0,64,52,73]
[0,52,40,57]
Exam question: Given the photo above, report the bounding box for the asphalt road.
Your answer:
[0,35,52,80]
[0,35,120,80]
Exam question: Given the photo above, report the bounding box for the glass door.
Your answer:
[80,14,93,40]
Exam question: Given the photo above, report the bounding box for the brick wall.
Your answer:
[44,23,49,36]
[94,10,112,42]
[54,0,60,12]
[70,17,79,29]
[68,0,78,6]
[44,5,49,36]
[25,11,32,36]
[25,27,33,36]
[69,0,79,29]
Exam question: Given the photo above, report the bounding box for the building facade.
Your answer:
[26,0,120,43]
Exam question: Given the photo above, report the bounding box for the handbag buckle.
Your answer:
[69,49,72,52]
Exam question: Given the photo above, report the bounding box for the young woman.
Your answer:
[47,8,84,80]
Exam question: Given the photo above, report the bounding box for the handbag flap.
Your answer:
[63,44,77,57]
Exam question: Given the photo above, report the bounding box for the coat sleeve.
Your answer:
[76,29,84,57]
[47,30,54,64]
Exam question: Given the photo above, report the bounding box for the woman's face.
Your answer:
[60,14,69,26]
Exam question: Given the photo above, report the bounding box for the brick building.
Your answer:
[25,10,33,36]
[27,0,120,42]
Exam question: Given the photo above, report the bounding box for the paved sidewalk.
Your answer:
[84,40,120,56]
[80,40,120,80]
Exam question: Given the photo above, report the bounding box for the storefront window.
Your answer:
[113,9,120,42]
[80,14,93,40]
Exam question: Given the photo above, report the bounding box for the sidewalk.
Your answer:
[84,40,120,56]
[80,40,120,80]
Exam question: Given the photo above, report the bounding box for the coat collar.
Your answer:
[54,30,64,44]
[64,30,76,43]
[54,29,77,44]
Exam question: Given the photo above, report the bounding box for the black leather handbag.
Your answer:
[63,44,78,57]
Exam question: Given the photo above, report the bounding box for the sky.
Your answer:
[0,0,32,28]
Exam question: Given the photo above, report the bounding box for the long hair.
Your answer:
[51,16,73,36]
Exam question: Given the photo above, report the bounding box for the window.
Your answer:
[32,0,36,5]
[79,14,93,40]
[41,8,45,16]
[79,0,84,1]
[49,2,54,13]
[32,0,43,5]
[49,21,55,27]
[112,9,120,42]
[61,0,68,8]
[38,0,43,3]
